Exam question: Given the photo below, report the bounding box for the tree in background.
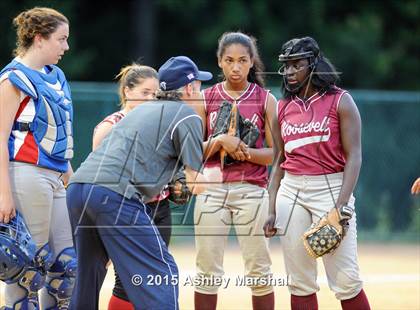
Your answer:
[1,0,419,89]
[1,0,419,235]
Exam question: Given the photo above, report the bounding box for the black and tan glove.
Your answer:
[168,170,192,205]
[302,204,353,258]
[211,101,259,168]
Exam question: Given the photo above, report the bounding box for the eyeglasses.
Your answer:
[278,63,313,76]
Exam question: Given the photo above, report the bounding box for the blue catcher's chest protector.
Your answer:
[0,59,73,172]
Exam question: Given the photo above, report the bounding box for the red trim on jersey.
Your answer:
[94,111,126,134]
[12,95,38,164]
[14,96,31,121]
[101,111,125,126]
[14,132,38,163]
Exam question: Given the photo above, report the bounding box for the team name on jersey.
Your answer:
[282,116,331,153]
[281,116,330,137]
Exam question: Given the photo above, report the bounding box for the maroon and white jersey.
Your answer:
[94,111,126,133]
[203,82,270,188]
[278,87,348,175]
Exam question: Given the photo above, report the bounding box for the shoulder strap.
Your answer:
[7,68,38,99]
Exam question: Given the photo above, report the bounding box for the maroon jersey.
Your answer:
[94,111,126,133]
[278,87,348,175]
[203,82,270,188]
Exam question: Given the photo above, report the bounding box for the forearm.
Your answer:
[268,165,284,215]
[336,153,362,206]
[0,143,12,199]
[267,151,285,215]
[203,137,222,160]
[184,166,208,195]
[246,148,273,165]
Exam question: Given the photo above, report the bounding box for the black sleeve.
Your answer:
[172,115,204,172]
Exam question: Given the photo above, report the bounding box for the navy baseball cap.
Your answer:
[158,56,213,91]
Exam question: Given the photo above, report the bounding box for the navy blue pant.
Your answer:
[113,198,172,301]
[66,183,179,310]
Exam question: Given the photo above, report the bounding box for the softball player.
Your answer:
[193,32,276,310]
[92,63,172,310]
[0,7,76,309]
[264,37,371,309]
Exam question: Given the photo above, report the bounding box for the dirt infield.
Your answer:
[99,241,419,310]
[1,242,418,309]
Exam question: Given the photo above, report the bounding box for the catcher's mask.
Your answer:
[0,211,37,283]
[278,37,321,94]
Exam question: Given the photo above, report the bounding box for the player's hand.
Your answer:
[229,145,250,161]
[0,192,16,223]
[411,177,420,195]
[218,135,248,155]
[61,172,70,187]
[60,166,73,188]
[263,213,277,238]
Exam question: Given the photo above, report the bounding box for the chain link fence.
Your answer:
[70,82,420,239]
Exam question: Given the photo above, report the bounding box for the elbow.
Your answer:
[347,151,362,168]
[355,150,362,165]
[357,155,362,170]
[262,156,274,166]
[253,148,274,165]
[273,151,285,167]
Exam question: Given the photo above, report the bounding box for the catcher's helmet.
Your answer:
[0,211,36,283]
[278,37,339,97]
[278,37,320,68]
[278,37,321,94]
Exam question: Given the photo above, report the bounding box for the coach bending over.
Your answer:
[66,56,211,310]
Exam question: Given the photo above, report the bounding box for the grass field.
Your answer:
[1,241,418,309]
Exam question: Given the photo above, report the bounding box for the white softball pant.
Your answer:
[5,162,73,309]
[194,182,273,296]
[275,172,363,300]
